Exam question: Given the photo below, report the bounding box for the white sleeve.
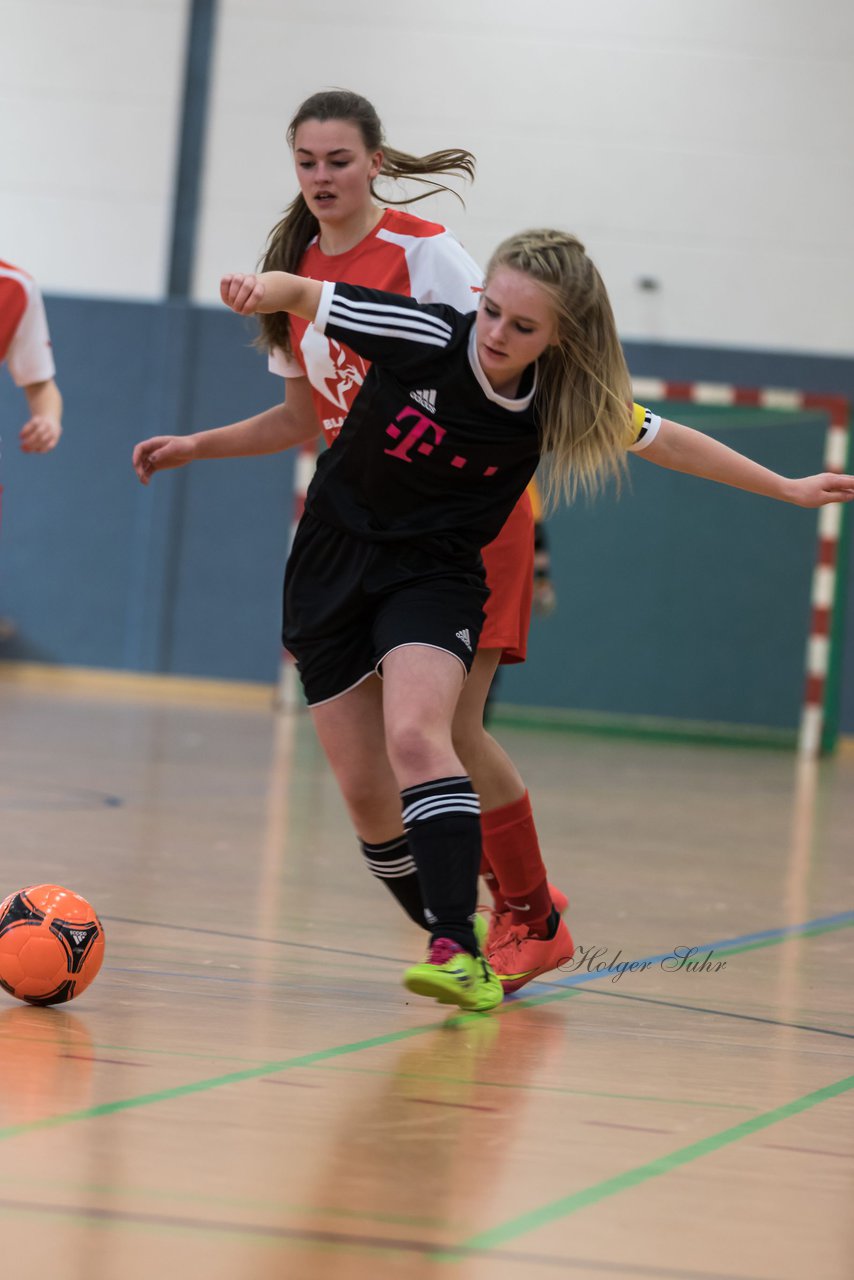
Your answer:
[7,281,56,386]
[378,226,483,314]
[268,345,305,379]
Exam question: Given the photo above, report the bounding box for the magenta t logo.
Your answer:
[384,407,446,462]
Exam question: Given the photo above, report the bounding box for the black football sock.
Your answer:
[359,834,427,930]
[400,775,481,956]
[543,906,560,940]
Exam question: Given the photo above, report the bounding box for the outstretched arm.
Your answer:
[134,268,324,486]
[640,418,854,508]
[132,377,319,484]
[220,272,322,320]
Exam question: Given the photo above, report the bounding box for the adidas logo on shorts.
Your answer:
[456,628,472,652]
[411,388,437,414]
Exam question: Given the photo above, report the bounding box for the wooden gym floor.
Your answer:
[0,666,852,1279]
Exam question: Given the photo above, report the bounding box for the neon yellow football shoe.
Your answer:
[404,937,503,1012]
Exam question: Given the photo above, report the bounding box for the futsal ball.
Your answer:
[0,885,105,1006]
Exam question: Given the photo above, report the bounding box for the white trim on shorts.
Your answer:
[303,643,468,709]
[375,642,469,682]
[305,668,377,709]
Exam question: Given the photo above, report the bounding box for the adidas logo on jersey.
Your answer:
[455,628,472,652]
[411,388,437,414]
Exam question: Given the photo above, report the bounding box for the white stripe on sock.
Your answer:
[363,856,417,876]
[402,796,481,825]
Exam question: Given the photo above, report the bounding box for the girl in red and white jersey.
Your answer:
[133,90,571,992]
[0,259,63,454]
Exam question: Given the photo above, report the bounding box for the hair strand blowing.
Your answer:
[257,89,475,356]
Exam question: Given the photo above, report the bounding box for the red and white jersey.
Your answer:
[0,260,55,386]
[268,209,482,442]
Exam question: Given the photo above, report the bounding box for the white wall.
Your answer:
[4,0,853,353]
[0,0,187,299]
[195,0,854,355]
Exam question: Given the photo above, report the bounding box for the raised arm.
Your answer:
[220,272,322,320]
[640,418,854,508]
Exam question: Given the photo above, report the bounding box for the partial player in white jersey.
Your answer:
[0,260,63,455]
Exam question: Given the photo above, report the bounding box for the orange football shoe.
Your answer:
[485,883,569,952]
[487,916,575,994]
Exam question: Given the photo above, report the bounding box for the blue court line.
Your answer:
[518,908,854,995]
[105,909,854,1001]
[0,905,850,1154]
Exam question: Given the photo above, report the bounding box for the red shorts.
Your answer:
[480,489,534,664]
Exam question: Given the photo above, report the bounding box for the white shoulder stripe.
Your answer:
[330,294,452,339]
[330,300,452,338]
[328,318,450,348]
[0,266,34,293]
[329,309,452,345]
[329,309,452,347]
[331,290,453,326]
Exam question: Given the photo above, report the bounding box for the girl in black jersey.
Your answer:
[133,88,572,996]
[218,228,853,1014]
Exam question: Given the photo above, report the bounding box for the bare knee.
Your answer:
[386,719,455,784]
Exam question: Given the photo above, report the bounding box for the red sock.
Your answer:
[481,791,552,933]
[480,852,507,911]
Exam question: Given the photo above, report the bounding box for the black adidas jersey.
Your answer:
[303,281,659,552]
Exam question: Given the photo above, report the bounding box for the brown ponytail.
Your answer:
[257,90,475,356]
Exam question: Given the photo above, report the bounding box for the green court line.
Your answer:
[0,997,584,1143]
[315,1064,755,1111]
[0,1024,439,1142]
[1,914,850,1144]
[5,1074,851,1268]
[432,1071,854,1261]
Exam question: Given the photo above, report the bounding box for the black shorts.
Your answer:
[282,513,489,706]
